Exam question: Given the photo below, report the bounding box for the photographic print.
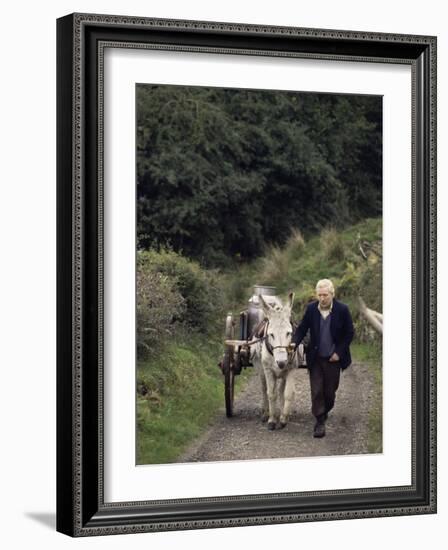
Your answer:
[135,83,383,465]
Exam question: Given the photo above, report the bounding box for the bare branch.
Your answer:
[356,232,368,260]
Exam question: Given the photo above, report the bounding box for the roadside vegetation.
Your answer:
[136,217,383,464]
[350,341,383,453]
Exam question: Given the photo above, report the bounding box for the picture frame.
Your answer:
[56,12,437,536]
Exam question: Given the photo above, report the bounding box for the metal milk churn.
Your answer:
[244,284,277,339]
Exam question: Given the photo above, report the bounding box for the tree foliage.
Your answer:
[137,85,382,267]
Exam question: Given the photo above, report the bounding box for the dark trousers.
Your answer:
[309,356,341,419]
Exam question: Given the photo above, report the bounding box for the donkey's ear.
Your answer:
[287,291,295,311]
[258,294,272,317]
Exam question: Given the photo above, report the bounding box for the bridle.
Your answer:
[262,320,296,362]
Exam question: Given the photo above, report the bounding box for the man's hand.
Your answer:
[329,352,340,362]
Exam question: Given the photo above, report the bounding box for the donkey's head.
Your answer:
[259,292,295,369]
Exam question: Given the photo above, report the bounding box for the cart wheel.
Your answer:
[224,314,235,418]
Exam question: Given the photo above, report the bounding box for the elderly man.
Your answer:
[293,279,354,438]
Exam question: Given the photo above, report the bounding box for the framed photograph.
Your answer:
[56,13,437,536]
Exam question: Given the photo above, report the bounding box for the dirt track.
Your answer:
[177,362,376,463]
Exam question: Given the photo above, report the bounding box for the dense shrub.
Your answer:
[137,248,225,337]
[136,263,185,359]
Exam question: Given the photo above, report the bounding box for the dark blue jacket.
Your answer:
[293,299,354,370]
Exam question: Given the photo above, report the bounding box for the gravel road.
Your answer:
[177,362,376,463]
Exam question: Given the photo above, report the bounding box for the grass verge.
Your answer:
[351,340,383,453]
[136,333,251,464]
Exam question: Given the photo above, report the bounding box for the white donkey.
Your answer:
[250,293,302,430]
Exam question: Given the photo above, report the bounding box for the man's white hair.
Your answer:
[315,278,335,295]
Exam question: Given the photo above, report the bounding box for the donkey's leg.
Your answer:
[252,344,268,422]
[259,365,269,422]
[279,371,296,428]
[277,377,286,425]
[264,368,278,430]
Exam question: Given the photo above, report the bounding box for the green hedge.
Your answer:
[137,248,226,359]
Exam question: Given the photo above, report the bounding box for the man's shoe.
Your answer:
[313,421,326,438]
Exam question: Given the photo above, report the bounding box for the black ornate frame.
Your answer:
[56,13,437,537]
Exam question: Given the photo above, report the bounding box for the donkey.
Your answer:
[250,293,302,430]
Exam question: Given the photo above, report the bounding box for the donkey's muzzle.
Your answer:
[277,360,286,370]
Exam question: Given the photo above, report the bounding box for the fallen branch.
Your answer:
[358,296,383,334]
[362,240,383,259]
